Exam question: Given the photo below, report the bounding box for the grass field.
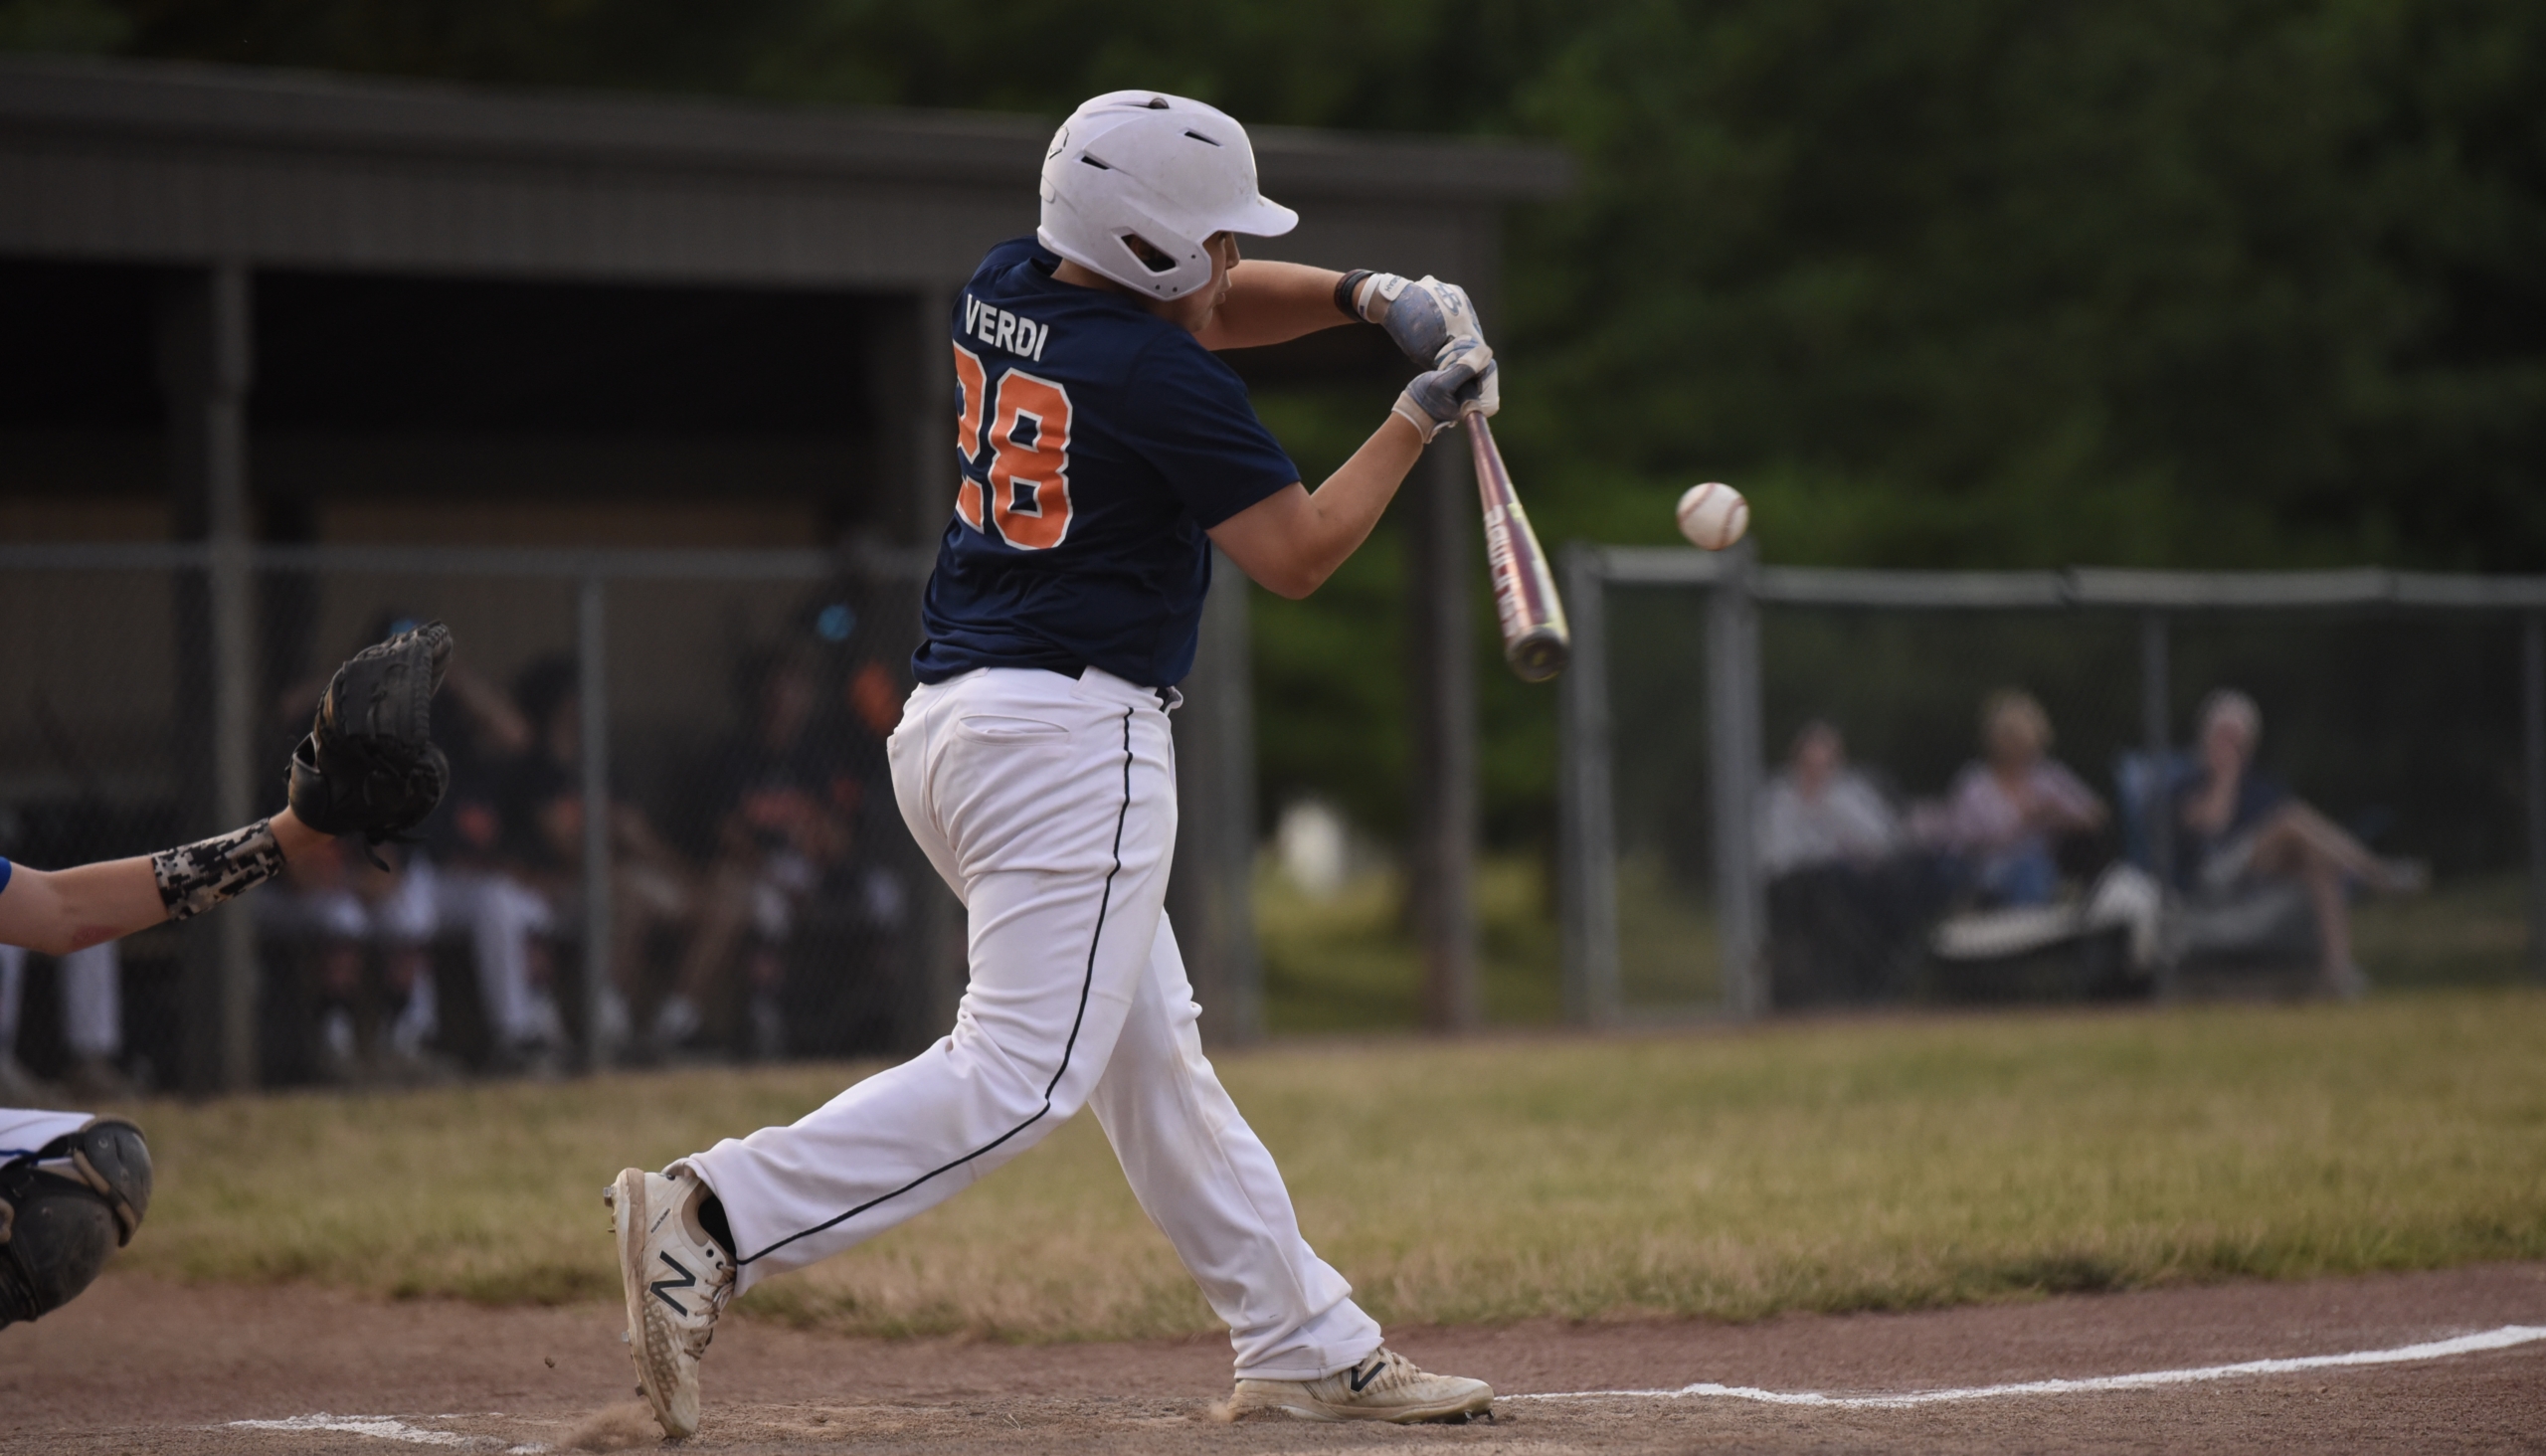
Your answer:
[1257,854,1562,1031]
[106,989,2546,1344]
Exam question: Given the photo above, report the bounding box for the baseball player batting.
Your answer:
[607,91,1500,1438]
[0,624,452,1329]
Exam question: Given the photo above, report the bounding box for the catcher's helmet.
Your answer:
[1037,91,1298,300]
[0,1117,152,1328]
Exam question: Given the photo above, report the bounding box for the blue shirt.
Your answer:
[0,856,11,896]
[913,238,1300,688]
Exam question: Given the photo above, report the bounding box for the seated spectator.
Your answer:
[1758,720,1904,876]
[662,643,856,1057]
[1915,689,2106,907]
[254,835,441,1080]
[505,655,699,1058]
[835,649,910,934]
[269,614,556,1075]
[2176,689,2424,999]
[1756,722,1947,1005]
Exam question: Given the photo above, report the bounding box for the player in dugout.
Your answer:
[0,625,451,1330]
[606,91,1501,1437]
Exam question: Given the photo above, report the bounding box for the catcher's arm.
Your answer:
[0,621,453,955]
[0,810,330,955]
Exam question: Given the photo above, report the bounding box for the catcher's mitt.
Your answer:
[287,621,453,849]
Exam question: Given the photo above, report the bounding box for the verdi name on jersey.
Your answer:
[915,238,1300,690]
[961,292,1053,363]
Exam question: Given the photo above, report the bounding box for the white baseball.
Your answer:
[1676,481,1749,551]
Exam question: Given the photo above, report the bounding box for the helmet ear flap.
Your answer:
[1109,229,1210,295]
[1041,187,1214,299]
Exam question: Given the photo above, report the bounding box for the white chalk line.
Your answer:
[215,1324,2546,1440]
[223,1412,546,1451]
[1509,1323,2546,1409]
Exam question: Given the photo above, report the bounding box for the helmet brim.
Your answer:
[1215,194,1299,239]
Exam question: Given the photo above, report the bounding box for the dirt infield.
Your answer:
[7,1265,2541,1452]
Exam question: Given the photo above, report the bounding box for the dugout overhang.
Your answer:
[0,54,1568,544]
[0,54,1565,289]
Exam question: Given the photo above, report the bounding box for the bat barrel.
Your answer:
[1467,411,1571,683]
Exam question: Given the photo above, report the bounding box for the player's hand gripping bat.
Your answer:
[1466,408,1569,682]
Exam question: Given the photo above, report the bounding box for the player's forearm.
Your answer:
[1209,413,1427,599]
[1197,261,1351,351]
[0,859,159,954]
[0,808,327,954]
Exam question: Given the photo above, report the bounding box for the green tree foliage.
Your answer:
[1506,0,2546,572]
[14,0,2544,836]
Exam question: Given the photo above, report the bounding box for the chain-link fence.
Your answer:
[1559,547,2546,1022]
[0,543,953,1095]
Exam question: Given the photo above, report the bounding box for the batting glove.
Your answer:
[1356,273,1491,372]
[1392,356,1499,443]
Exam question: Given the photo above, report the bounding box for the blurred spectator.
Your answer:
[265,614,557,1077]
[2176,689,2425,999]
[0,943,123,1100]
[2,709,145,1098]
[774,606,921,1059]
[417,648,562,1070]
[662,642,856,1057]
[1757,720,1904,876]
[505,654,699,1058]
[254,836,440,1079]
[1757,721,1940,1005]
[1914,689,2106,907]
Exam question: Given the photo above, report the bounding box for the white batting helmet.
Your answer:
[1037,91,1298,300]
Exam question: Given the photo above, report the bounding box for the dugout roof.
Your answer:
[0,55,1569,291]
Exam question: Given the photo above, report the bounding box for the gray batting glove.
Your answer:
[1358,273,1491,372]
[1392,355,1499,443]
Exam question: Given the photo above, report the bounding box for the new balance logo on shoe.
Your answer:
[1350,1358,1386,1393]
[650,1251,697,1314]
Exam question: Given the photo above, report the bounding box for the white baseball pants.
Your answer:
[0,1107,97,1162]
[686,666,1381,1379]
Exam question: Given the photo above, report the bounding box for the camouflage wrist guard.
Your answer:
[150,819,285,922]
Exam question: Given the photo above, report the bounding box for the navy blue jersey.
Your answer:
[913,238,1300,688]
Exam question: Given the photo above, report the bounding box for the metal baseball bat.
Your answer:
[1465,409,1570,682]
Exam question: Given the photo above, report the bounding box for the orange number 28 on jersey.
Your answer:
[952,342,1075,550]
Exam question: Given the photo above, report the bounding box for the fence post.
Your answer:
[211,535,259,1091]
[161,263,261,1092]
[1167,553,1262,1044]
[1707,542,1765,1017]
[2140,610,2177,1000]
[1557,545,1619,1024]
[577,572,615,1070]
[2525,611,2546,982]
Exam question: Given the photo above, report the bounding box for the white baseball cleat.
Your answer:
[606,1166,733,1438]
[1225,1347,1493,1423]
